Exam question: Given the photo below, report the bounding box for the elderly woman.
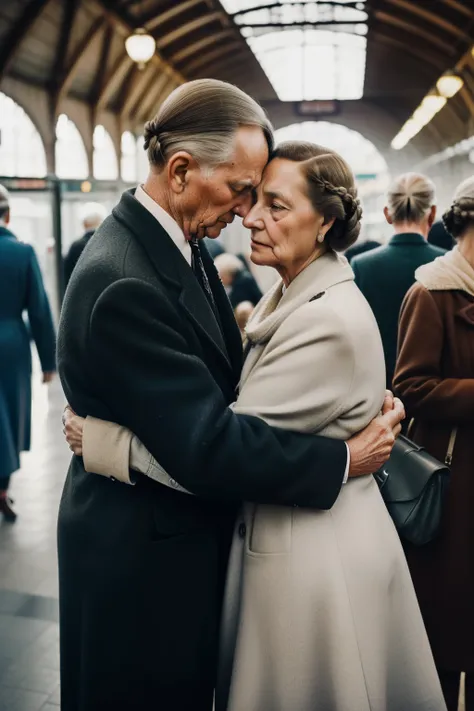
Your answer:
[394,176,474,711]
[65,143,445,710]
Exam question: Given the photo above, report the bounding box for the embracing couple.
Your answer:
[58,80,446,711]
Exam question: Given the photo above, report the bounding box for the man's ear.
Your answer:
[167,152,198,194]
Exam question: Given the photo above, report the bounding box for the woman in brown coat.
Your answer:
[394,175,474,711]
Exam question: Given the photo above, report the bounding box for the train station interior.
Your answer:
[1,1,474,710]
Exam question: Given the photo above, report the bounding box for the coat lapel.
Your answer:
[113,190,234,378]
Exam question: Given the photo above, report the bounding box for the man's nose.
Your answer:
[233,192,253,218]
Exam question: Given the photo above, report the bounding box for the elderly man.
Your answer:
[63,201,107,286]
[57,80,403,711]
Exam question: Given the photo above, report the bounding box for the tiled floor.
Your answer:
[0,369,69,711]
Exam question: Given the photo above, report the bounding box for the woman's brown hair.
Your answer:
[272,141,363,251]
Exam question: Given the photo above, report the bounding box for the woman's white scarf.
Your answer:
[415,245,474,297]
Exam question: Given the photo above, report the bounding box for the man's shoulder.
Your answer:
[351,244,389,270]
[426,244,446,258]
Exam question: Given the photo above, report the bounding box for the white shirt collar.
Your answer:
[134,184,192,266]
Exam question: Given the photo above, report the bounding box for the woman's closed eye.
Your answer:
[271,202,286,212]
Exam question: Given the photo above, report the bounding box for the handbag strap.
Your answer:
[445,428,458,466]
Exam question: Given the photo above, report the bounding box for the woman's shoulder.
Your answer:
[286,279,376,347]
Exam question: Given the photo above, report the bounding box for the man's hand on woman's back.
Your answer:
[347,395,405,477]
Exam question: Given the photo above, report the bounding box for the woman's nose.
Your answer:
[243,203,263,229]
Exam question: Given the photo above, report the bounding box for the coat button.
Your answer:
[238,523,246,538]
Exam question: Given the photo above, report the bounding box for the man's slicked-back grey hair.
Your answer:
[143,79,274,170]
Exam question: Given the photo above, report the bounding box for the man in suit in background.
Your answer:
[214,252,263,307]
[345,237,381,263]
[57,79,404,711]
[352,172,444,387]
[63,202,107,286]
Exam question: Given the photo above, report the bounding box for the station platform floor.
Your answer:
[0,374,67,711]
[0,369,466,711]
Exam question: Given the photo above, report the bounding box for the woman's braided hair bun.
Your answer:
[272,141,362,251]
[442,176,474,239]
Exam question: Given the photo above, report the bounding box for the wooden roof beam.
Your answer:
[88,0,184,85]
[382,0,472,41]
[96,54,133,111]
[374,11,458,56]
[143,0,205,32]
[171,30,234,64]
[51,0,81,114]
[0,0,52,80]
[56,17,106,105]
[156,12,223,51]
[120,66,157,118]
[128,72,170,122]
[184,41,243,75]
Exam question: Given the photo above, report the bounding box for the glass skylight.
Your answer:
[218,1,367,101]
[248,29,366,100]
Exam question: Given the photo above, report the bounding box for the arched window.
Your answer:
[274,122,391,239]
[121,131,137,183]
[136,135,149,183]
[93,125,118,180]
[55,114,89,179]
[0,92,47,177]
[274,122,388,179]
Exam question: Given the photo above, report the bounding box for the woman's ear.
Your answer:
[383,206,393,225]
[321,215,336,236]
[428,204,437,228]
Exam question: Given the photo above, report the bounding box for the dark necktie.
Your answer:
[189,236,220,320]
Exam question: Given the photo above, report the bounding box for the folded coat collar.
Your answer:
[245,251,354,346]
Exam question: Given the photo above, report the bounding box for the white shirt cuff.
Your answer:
[343,442,350,484]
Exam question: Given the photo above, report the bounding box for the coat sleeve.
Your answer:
[233,301,355,432]
[394,283,474,422]
[26,246,56,372]
[87,278,347,509]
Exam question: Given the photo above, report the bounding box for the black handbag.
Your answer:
[373,432,453,546]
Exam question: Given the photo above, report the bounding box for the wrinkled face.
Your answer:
[243,158,326,274]
[172,125,269,240]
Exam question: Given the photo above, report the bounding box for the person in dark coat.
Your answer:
[344,238,381,262]
[203,235,225,259]
[0,184,56,522]
[56,80,403,711]
[394,176,474,711]
[63,202,107,286]
[428,219,455,251]
[214,252,263,307]
[352,172,444,387]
